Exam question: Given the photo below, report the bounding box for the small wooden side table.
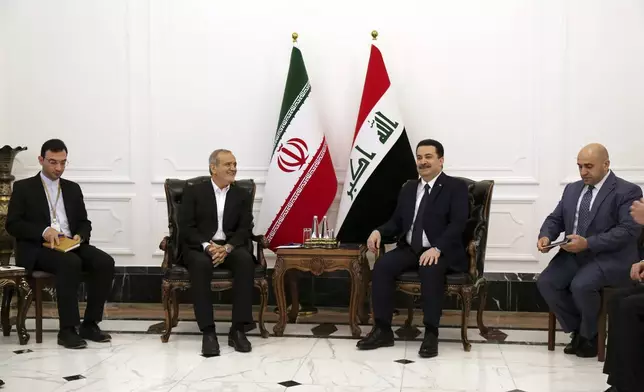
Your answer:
[272,245,370,338]
[0,266,31,345]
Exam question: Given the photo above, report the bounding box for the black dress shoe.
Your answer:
[228,329,252,353]
[419,331,438,358]
[0,378,4,386]
[57,328,88,349]
[576,335,598,358]
[564,332,580,355]
[356,326,395,350]
[202,332,220,357]
[79,322,111,343]
[604,386,619,392]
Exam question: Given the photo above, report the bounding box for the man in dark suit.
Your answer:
[179,149,256,356]
[5,139,115,349]
[537,143,642,358]
[602,203,644,392]
[357,139,469,358]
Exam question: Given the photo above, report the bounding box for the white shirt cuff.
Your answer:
[202,242,210,251]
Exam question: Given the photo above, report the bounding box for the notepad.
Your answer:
[43,236,80,253]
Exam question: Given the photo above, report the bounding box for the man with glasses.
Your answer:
[6,139,115,349]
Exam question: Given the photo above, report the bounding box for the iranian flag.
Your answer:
[336,42,417,243]
[257,45,337,250]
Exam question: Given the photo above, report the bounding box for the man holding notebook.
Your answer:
[6,139,115,349]
[536,143,642,358]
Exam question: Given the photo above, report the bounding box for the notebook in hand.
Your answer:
[43,236,81,253]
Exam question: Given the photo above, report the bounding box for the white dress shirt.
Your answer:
[201,180,229,250]
[573,170,611,234]
[405,173,441,248]
[40,172,72,238]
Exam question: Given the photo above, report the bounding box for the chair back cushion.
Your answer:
[454,177,494,279]
[164,176,256,265]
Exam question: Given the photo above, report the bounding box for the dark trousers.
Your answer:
[371,246,448,331]
[184,247,255,331]
[603,284,644,392]
[34,244,115,329]
[537,253,628,339]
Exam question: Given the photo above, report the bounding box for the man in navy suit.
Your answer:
[537,143,642,358]
[357,139,469,358]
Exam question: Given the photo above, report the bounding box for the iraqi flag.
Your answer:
[257,45,337,250]
[335,43,417,243]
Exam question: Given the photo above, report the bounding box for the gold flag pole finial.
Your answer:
[371,30,378,40]
[292,32,299,43]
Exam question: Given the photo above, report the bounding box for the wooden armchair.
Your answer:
[158,177,269,342]
[377,177,495,351]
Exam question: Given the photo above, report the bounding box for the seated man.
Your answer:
[537,143,642,358]
[6,139,115,349]
[358,139,469,358]
[602,260,644,392]
[179,149,256,356]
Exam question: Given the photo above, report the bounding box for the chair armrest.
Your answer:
[251,234,268,267]
[376,235,399,261]
[159,236,169,252]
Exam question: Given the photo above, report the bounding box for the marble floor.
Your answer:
[0,319,609,392]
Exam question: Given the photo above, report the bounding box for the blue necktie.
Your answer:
[576,185,595,236]
[411,184,430,253]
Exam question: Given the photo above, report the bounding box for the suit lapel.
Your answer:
[60,179,74,224]
[587,172,616,227]
[426,173,445,206]
[203,180,218,226]
[34,174,52,223]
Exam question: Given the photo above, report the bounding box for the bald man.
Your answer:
[537,144,642,358]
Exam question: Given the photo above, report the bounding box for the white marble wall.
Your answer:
[2,0,643,271]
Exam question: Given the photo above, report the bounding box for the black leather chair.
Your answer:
[158,177,269,342]
[376,177,495,351]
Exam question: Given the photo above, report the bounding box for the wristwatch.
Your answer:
[224,244,233,254]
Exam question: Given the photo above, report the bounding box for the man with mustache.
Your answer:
[537,143,642,358]
[358,139,469,358]
[601,199,644,392]
[179,149,256,356]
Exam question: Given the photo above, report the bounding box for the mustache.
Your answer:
[417,164,431,169]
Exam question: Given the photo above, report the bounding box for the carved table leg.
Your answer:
[16,278,31,345]
[348,259,363,338]
[272,258,288,336]
[286,269,299,323]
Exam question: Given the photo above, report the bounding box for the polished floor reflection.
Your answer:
[0,319,608,392]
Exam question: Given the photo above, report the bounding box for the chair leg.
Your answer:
[476,281,489,335]
[171,289,179,328]
[460,286,473,352]
[597,291,609,362]
[257,279,269,338]
[405,296,414,328]
[547,312,556,351]
[35,279,43,344]
[1,286,14,336]
[160,281,173,343]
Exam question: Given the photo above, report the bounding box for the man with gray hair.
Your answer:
[179,149,256,356]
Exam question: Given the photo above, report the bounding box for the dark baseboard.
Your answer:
[50,267,550,313]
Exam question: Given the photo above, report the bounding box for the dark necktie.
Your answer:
[411,183,430,253]
[576,185,595,236]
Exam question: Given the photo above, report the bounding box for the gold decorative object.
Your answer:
[292,32,298,43]
[371,30,378,40]
[0,146,27,266]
